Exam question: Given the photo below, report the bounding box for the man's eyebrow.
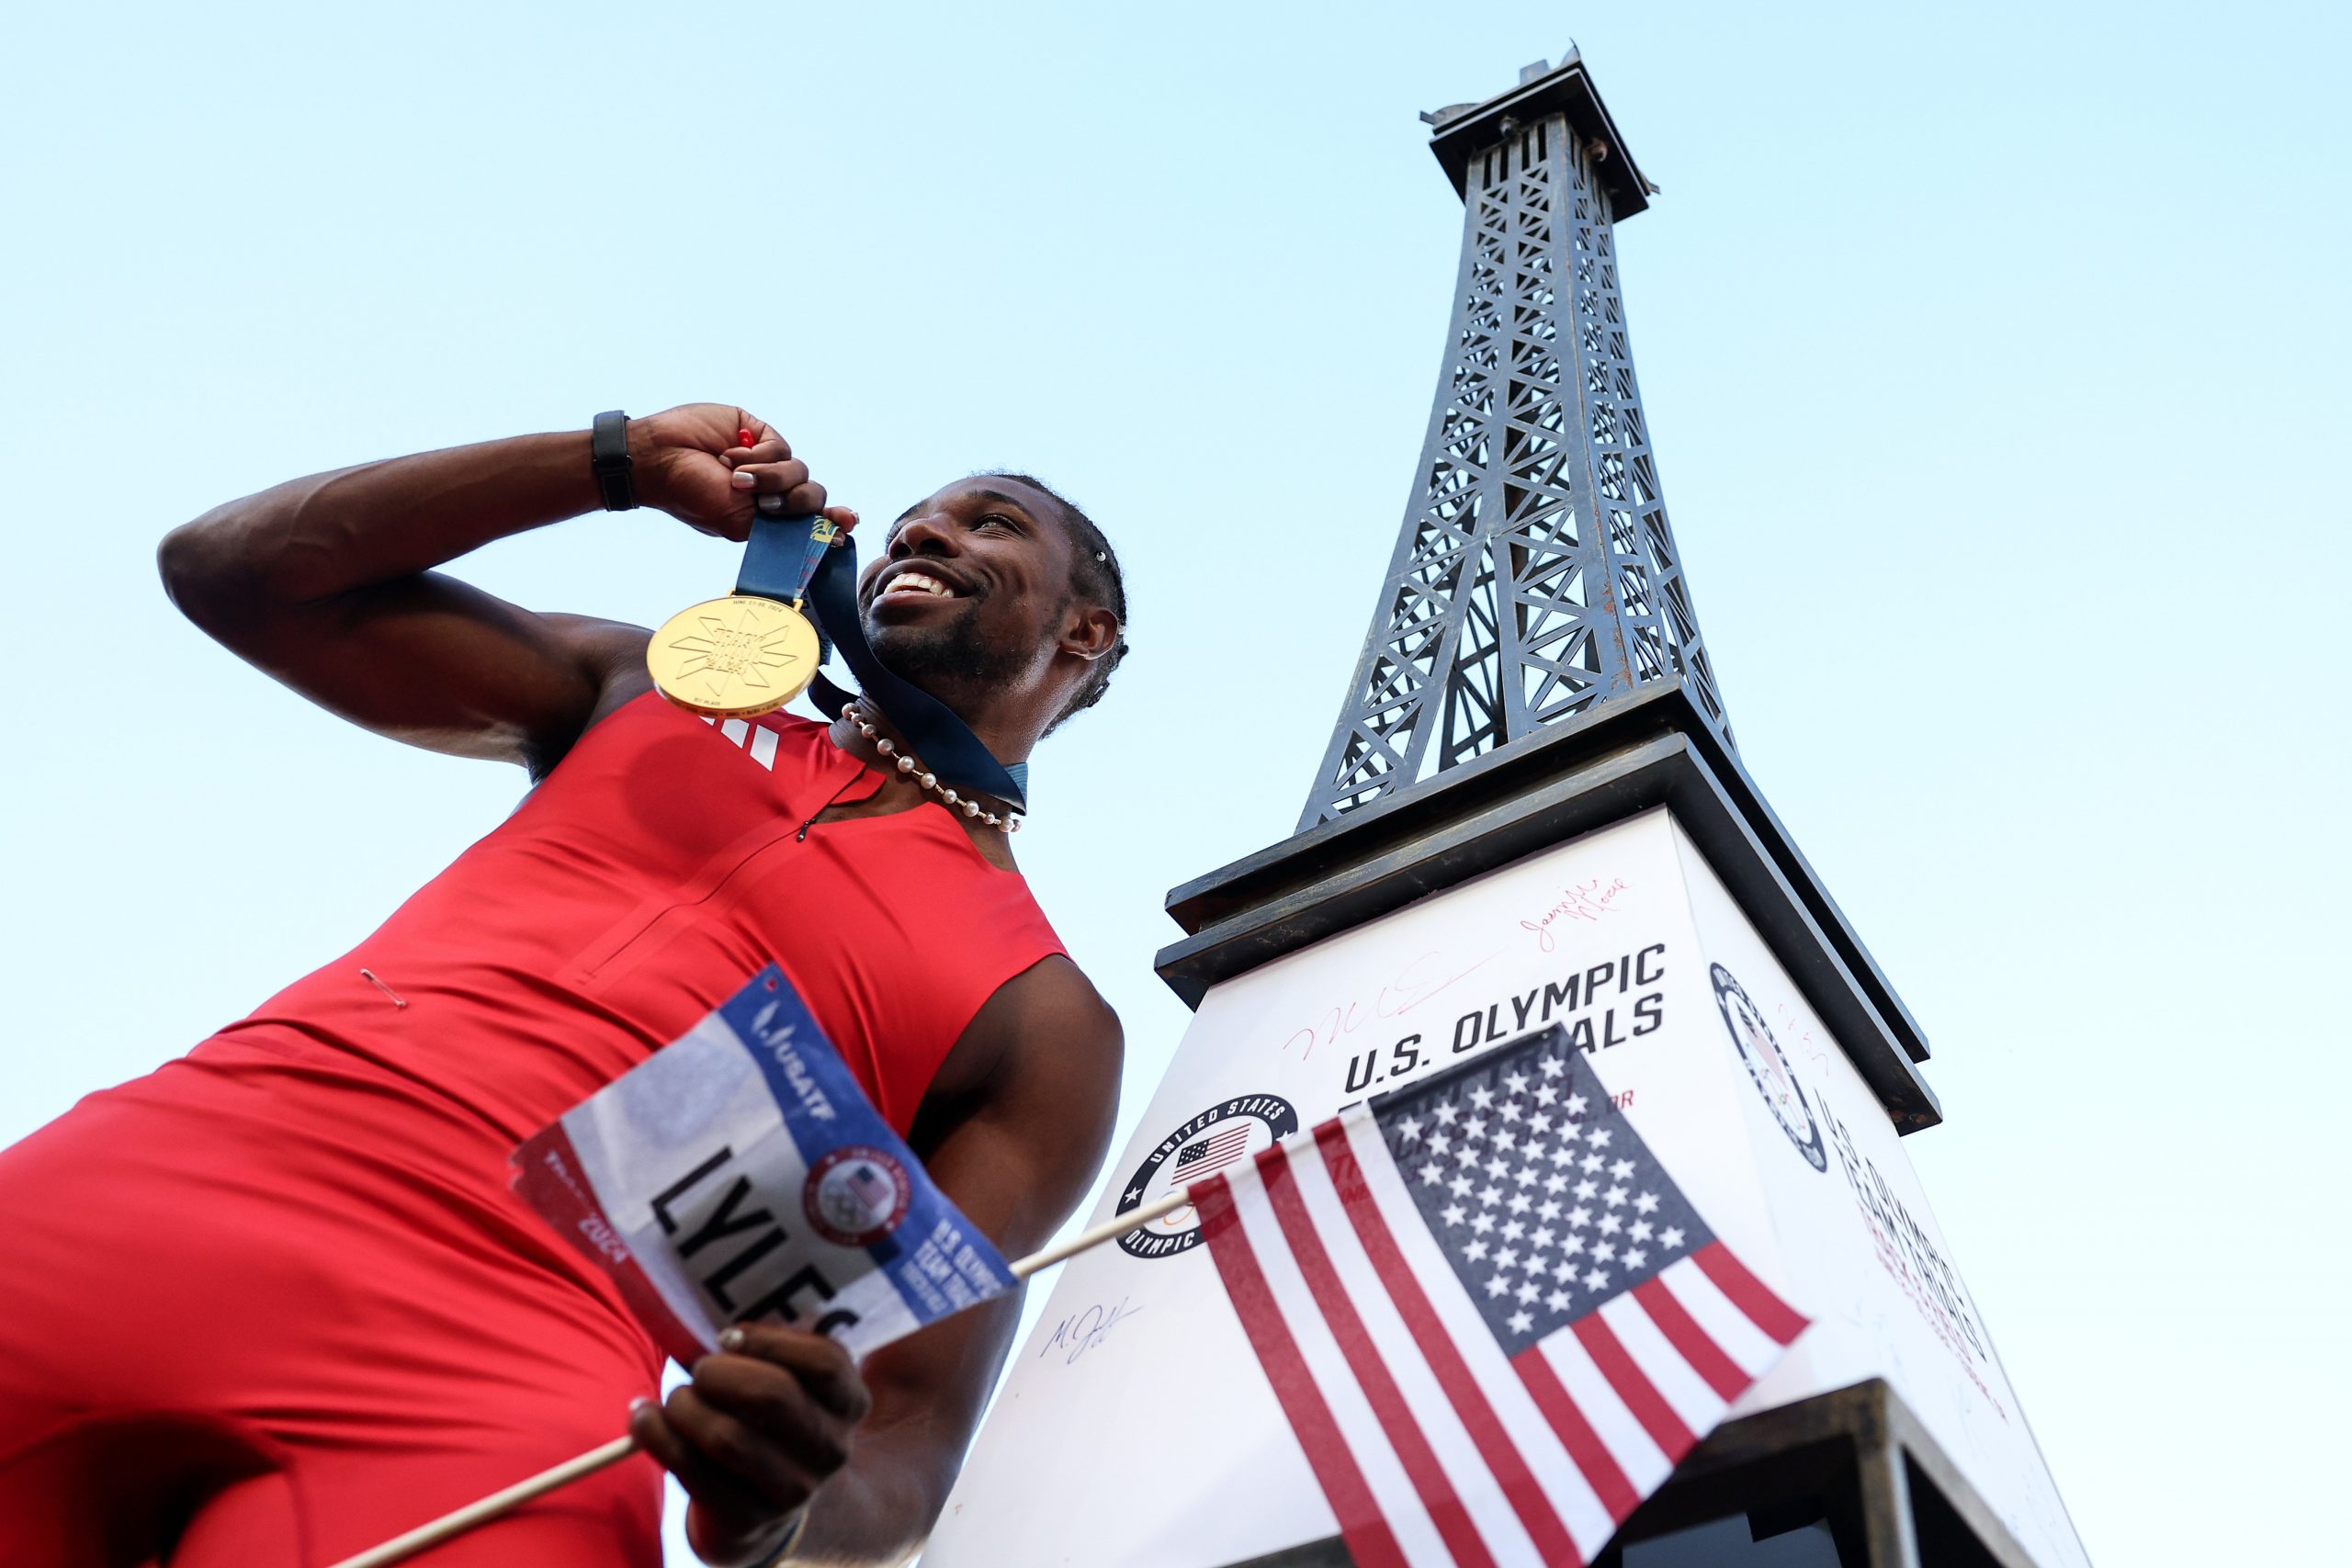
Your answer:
[967,488,1044,521]
[890,488,1046,532]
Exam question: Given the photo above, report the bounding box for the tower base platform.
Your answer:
[1225,1379,2037,1568]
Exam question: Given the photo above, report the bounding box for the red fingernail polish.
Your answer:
[738,427,755,449]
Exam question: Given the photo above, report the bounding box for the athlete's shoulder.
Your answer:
[981,955,1122,1072]
[933,952,1123,1166]
[910,953,1119,1174]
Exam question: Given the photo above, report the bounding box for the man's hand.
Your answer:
[629,403,859,542]
[630,1324,874,1566]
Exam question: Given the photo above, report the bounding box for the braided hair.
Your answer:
[981,472,1128,733]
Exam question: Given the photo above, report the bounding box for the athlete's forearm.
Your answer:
[781,1429,949,1566]
[159,429,603,622]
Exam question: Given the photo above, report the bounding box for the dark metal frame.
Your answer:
[1302,52,1727,829]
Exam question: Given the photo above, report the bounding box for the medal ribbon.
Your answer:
[733,511,839,609]
[734,513,1029,813]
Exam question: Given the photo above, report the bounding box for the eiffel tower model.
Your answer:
[929,49,2085,1568]
[1301,52,1727,828]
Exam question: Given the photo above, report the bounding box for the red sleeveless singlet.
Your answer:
[0,694,1066,1567]
[230,692,1065,1142]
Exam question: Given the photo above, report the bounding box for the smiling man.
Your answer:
[0,404,1127,1568]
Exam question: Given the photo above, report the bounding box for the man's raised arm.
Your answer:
[157,404,848,772]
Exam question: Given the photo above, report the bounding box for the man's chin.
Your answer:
[864,618,947,669]
[863,623,997,715]
[864,594,973,638]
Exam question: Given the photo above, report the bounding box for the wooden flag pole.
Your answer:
[327,1436,643,1568]
[324,1185,1200,1568]
[1008,1185,1190,1280]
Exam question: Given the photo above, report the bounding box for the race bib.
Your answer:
[513,964,1015,1363]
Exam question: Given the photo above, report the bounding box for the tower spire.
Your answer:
[1301,49,1729,830]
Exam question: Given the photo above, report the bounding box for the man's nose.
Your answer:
[888,513,958,557]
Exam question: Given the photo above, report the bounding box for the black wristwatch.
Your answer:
[590,410,637,511]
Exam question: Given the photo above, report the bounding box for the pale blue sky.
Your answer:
[4,3,2346,1562]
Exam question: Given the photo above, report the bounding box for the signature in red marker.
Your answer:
[1519,876,1631,953]
[1278,947,1498,1061]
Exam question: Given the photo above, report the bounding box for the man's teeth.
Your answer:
[886,573,955,598]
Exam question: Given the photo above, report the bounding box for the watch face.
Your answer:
[1711,964,1828,1172]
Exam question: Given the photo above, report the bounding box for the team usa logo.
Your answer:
[1114,1093,1299,1259]
[802,1145,912,1247]
[1710,964,1828,1173]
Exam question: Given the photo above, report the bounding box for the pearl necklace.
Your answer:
[846,704,1022,832]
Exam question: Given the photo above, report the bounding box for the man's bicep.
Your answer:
[929,958,1125,1258]
[218,571,646,768]
[846,963,1125,1503]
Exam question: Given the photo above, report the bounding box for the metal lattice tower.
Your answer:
[1302,49,1731,830]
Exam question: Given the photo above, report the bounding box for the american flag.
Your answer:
[843,1162,894,1208]
[1171,1124,1254,1182]
[1193,1024,1806,1568]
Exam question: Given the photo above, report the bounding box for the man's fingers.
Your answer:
[628,1398,761,1516]
[629,1396,694,1473]
[717,443,836,520]
[691,1353,854,1475]
[730,458,812,493]
[645,1386,808,1514]
[822,505,861,535]
[730,415,791,462]
[724,437,793,468]
[720,1324,873,1421]
[755,482,830,517]
[729,462,832,517]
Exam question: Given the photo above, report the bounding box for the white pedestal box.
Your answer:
[927,688,2085,1568]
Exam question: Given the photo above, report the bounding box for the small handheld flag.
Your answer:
[511,963,1016,1365]
[1194,1024,1809,1568]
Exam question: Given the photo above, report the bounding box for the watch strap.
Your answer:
[590,410,637,512]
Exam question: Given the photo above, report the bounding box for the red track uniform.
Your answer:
[0,696,1063,1568]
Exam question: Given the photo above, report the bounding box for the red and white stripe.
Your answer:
[1195,1109,1805,1568]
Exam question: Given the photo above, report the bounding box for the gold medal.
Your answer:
[646,593,822,718]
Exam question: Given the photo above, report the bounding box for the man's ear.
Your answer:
[1059,604,1122,662]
